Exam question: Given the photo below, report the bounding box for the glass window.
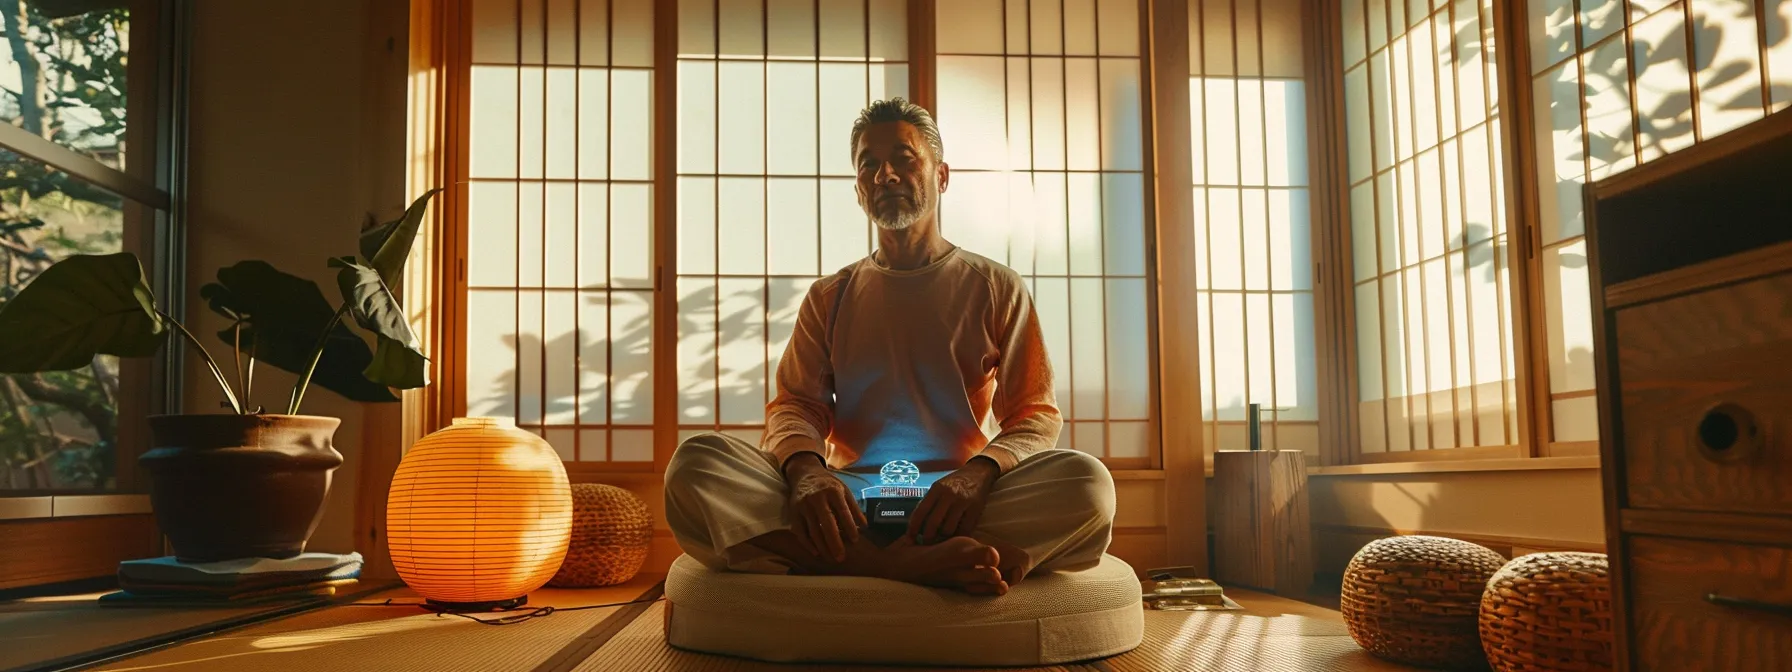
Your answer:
[1341,0,1520,456]
[1,0,172,493]
[1525,0,1781,447]
[935,0,1153,463]
[0,2,137,173]
[0,150,125,490]
[1190,0,1319,466]
[465,0,659,463]
[673,0,909,451]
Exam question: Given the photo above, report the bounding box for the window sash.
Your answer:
[0,0,182,499]
[448,0,1172,470]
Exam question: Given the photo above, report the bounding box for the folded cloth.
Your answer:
[119,566,363,596]
[118,552,363,590]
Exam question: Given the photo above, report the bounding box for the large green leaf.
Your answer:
[367,334,429,389]
[200,261,398,403]
[330,257,429,389]
[359,189,442,287]
[0,253,165,372]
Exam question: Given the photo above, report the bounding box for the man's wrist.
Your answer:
[964,455,1002,484]
[780,450,826,480]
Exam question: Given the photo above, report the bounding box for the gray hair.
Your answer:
[849,98,945,164]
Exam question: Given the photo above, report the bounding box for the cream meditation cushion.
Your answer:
[662,552,1144,666]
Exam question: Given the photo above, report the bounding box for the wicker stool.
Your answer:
[547,483,653,588]
[1479,552,1613,672]
[1341,535,1507,669]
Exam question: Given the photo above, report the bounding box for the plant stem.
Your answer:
[233,319,244,405]
[156,309,243,414]
[246,337,257,411]
[288,304,350,415]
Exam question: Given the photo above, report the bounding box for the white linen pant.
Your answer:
[664,432,1117,575]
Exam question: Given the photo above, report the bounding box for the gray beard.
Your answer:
[873,210,919,230]
[871,191,932,230]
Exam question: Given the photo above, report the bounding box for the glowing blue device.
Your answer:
[860,460,930,527]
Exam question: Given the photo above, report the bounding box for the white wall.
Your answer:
[1304,467,1607,576]
[1309,468,1606,545]
[183,0,409,554]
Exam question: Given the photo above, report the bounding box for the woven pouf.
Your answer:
[1341,535,1508,669]
[1479,552,1613,672]
[547,483,652,587]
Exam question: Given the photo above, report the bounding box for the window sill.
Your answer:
[1307,455,1600,477]
[0,494,152,520]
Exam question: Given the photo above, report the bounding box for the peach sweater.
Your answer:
[763,246,1063,475]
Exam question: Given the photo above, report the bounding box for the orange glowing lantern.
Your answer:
[387,417,572,609]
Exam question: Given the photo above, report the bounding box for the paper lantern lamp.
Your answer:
[387,417,572,610]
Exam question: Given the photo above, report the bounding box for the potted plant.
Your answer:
[0,189,441,562]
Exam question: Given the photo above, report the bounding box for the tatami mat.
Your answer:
[1102,594,1412,672]
[0,592,319,672]
[85,579,661,672]
[571,589,1417,672]
[59,580,1418,672]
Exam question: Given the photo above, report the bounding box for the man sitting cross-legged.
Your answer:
[664,99,1116,596]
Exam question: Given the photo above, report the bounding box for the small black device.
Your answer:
[859,459,929,528]
[862,491,927,526]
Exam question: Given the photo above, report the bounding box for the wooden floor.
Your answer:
[25,577,1426,672]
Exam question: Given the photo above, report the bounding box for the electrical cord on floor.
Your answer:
[341,595,666,626]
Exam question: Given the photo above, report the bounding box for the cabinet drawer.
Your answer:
[1615,272,1792,515]
[1629,536,1792,671]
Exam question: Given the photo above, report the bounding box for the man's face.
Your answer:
[853,121,947,230]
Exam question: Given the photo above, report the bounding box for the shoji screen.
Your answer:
[1527,0,1792,448]
[464,0,657,463]
[932,0,1154,465]
[1188,0,1320,464]
[673,0,910,448]
[1342,0,1521,456]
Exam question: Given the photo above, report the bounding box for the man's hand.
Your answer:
[782,452,866,563]
[908,456,1000,544]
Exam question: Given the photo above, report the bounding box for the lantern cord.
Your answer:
[344,595,667,626]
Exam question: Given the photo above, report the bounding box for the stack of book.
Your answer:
[1142,566,1242,611]
[99,552,364,608]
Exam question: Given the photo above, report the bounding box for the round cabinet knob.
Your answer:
[1694,402,1763,464]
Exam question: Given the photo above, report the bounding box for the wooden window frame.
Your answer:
[668,1,922,469]
[399,0,1215,573]
[1303,0,1564,468]
[0,0,190,591]
[413,0,1195,469]
[931,4,1162,470]
[0,0,187,501]
[1500,0,1789,463]
[1306,0,1755,468]
[398,0,1673,570]
[395,0,1792,571]
[1184,0,1330,474]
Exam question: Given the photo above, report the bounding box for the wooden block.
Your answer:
[1212,450,1313,597]
[0,515,162,590]
[1107,531,1168,578]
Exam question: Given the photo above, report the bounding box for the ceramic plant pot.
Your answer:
[140,414,344,563]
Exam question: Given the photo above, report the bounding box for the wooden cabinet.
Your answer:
[1627,536,1792,671]
[1586,108,1792,671]
[1615,271,1792,516]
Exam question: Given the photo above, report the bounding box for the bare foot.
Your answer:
[974,534,1033,586]
[880,536,1008,595]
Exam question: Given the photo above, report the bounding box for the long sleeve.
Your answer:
[761,275,841,468]
[974,273,1063,473]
